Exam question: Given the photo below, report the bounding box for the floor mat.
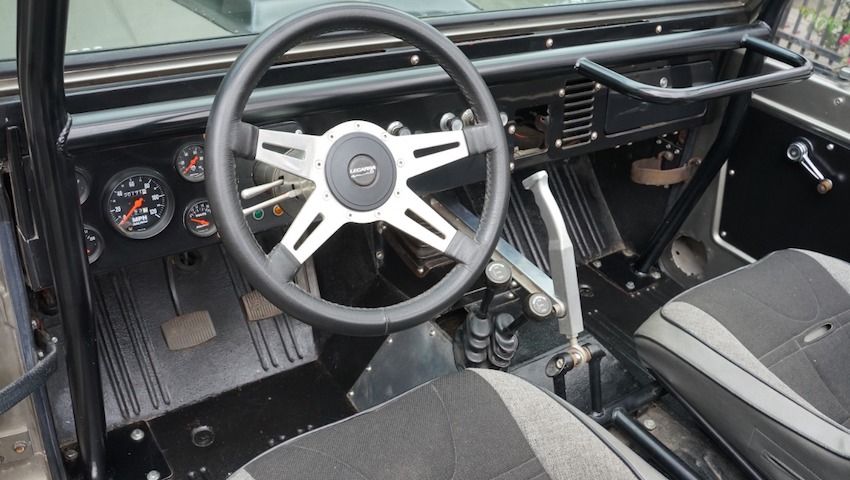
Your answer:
[46,245,317,443]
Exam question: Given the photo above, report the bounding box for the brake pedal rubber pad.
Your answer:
[161,310,216,351]
[241,290,283,322]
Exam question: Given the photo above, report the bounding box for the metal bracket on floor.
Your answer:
[591,250,663,293]
[0,429,34,465]
[61,423,172,480]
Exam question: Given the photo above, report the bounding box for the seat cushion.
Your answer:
[636,249,850,480]
[229,369,663,480]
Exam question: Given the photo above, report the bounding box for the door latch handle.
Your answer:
[786,139,833,194]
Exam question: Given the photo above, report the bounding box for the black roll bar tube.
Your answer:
[624,0,802,274]
[16,0,108,478]
[575,34,812,105]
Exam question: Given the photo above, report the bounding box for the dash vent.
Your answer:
[560,78,596,149]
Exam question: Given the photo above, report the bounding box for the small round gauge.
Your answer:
[76,168,91,204]
[184,199,217,238]
[104,170,174,239]
[83,225,103,263]
[175,144,205,182]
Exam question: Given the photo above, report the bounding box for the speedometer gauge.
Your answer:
[104,170,174,239]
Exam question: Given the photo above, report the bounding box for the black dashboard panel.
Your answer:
[605,61,714,134]
[63,55,715,278]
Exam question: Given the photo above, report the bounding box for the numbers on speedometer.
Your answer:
[104,170,174,239]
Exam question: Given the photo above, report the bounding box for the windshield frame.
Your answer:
[0,0,748,97]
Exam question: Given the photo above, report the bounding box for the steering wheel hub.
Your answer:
[325,126,396,212]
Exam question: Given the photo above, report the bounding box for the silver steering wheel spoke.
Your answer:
[254,127,327,180]
[389,129,471,181]
[383,188,460,259]
[277,193,348,265]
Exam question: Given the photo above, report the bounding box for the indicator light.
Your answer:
[252,209,265,220]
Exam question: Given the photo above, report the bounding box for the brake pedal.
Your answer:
[241,290,283,322]
[160,310,216,351]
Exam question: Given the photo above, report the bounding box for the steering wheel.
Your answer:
[206,3,511,336]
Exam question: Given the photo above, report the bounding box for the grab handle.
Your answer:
[575,35,813,105]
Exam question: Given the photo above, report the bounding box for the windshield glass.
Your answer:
[0,1,13,61]
[0,0,618,62]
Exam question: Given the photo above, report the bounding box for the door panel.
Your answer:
[718,107,850,262]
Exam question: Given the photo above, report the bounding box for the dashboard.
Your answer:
[1,7,767,289]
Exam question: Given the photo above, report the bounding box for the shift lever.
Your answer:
[463,261,511,366]
[477,261,512,318]
[522,171,585,345]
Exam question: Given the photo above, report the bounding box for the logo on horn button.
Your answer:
[347,155,379,186]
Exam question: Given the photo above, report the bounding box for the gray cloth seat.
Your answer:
[229,369,664,480]
[636,249,850,480]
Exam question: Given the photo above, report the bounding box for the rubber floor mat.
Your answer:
[46,245,317,443]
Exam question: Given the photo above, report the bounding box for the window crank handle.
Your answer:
[786,139,833,194]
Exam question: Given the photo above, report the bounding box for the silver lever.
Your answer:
[522,171,584,343]
[787,139,833,194]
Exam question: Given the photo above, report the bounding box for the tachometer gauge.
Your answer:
[104,170,174,239]
[175,144,205,182]
[83,225,103,263]
[184,199,217,237]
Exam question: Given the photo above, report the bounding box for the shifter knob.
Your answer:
[484,261,511,289]
[523,292,553,321]
[477,261,511,319]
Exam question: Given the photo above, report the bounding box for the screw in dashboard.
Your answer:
[410,55,420,66]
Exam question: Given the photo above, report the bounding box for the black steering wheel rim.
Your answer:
[206,2,511,336]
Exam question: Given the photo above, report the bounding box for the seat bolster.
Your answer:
[472,369,661,480]
[636,309,850,460]
[656,302,815,409]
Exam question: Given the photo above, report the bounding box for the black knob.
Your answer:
[523,292,552,321]
[484,261,511,289]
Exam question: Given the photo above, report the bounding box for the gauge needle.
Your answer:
[120,197,144,225]
[183,156,199,175]
[190,218,209,226]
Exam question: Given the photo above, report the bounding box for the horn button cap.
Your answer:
[325,133,396,212]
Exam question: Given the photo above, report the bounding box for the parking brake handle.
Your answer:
[522,171,584,341]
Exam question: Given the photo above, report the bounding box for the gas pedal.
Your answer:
[241,290,283,322]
